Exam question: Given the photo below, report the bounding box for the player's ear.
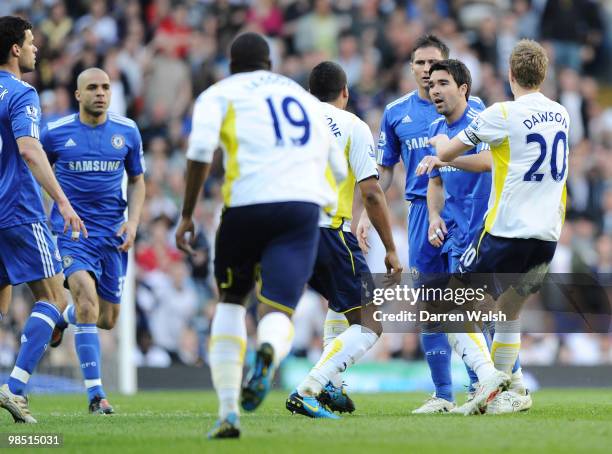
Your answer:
[342,85,349,100]
[75,89,81,102]
[11,43,20,58]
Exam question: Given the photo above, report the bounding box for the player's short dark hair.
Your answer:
[229,32,271,74]
[410,34,449,61]
[429,59,472,101]
[309,61,347,102]
[0,16,32,65]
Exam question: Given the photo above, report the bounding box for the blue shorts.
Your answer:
[459,226,557,298]
[0,222,62,285]
[308,228,373,314]
[58,235,127,304]
[408,198,446,278]
[214,202,320,314]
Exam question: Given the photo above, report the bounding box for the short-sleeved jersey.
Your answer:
[378,91,485,201]
[41,112,145,237]
[186,70,344,208]
[429,104,491,250]
[458,92,570,241]
[319,103,378,232]
[0,70,47,229]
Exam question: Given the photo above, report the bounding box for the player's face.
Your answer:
[78,74,111,116]
[411,47,444,91]
[17,29,37,73]
[428,70,465,117]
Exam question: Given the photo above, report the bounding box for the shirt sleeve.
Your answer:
[10,87,41,141]
[349,119,378,182]
[458,103,507,148]
[376,108,400,167]
[125,126,146,176]
[39,125,57,164]
[186,89,225,163]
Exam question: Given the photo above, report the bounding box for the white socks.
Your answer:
[492,319,521,376]
[447,331,497,382]
[209,303,247,419]
[298,324,378,397]
[323,309,349,387]
[257,311,294,368]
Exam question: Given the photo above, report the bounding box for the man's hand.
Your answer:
[57,200,88,240]
[416,155,448,176]
[175,216,196,255]
[383,250,403,287]
[356,211,372,254]
[117,221,138,252]
[429,134,450,151]
[428,215,447,248]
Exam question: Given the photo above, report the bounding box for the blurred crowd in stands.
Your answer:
[0,0,611,372]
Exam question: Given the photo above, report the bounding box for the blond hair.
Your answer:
[510,40,548,89]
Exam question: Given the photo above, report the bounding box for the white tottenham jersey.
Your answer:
[319,103,378,231]
[458,92,570,241]
[186,70,346,208]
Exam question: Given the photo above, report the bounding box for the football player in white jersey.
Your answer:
[175,33,347,438]
[286,62,402,419]
[430,40,570,415]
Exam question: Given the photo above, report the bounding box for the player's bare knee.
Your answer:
[75,295,98,324]
[346,305,383,336]
[30,274,68,312]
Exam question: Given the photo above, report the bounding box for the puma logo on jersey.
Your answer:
[64,138,76,147]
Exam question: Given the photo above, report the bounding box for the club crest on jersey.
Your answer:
[25,105,39,121]
[63,255,73,268]
[111,134,125,149]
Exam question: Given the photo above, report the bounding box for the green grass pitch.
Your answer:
[1,390,611,453]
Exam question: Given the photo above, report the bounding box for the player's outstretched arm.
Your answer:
[176,159,211,255]
[117,174,146,252]
[449,150,492,172]
[426,176,446,248]
[17,136,88,238]
[358,177,402,280]
[430,134,472,162]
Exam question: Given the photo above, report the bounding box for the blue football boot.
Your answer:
[318,381,355,414]
[207,412,240,439]
[241,342,275,412]
[285,391,340,419]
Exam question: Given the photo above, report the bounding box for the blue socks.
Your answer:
[75,323,105,402]
[421,332,453,402]
[8,301,62,395]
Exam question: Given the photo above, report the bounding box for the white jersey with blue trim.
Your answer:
[186,70,346,208]
[318,102,378,231]
[458,92,570,241]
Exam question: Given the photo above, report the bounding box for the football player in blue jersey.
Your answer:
[0,16,87,424]
[357,35,483,413]
[41,67,146,415]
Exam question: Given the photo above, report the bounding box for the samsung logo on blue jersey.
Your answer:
[405,136,429,151]
[68,160,121,172]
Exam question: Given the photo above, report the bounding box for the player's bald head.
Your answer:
[229,32,271,74]
[77,67,109,90]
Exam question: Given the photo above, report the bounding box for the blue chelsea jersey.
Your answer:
[0,70,47,229]
[40,113,145,237]
[377,90,440,201]
[428,102,492,249]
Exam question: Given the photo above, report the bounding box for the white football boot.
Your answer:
[460,370,511,415]
[412,394,456,414]
[487,389,533,414]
